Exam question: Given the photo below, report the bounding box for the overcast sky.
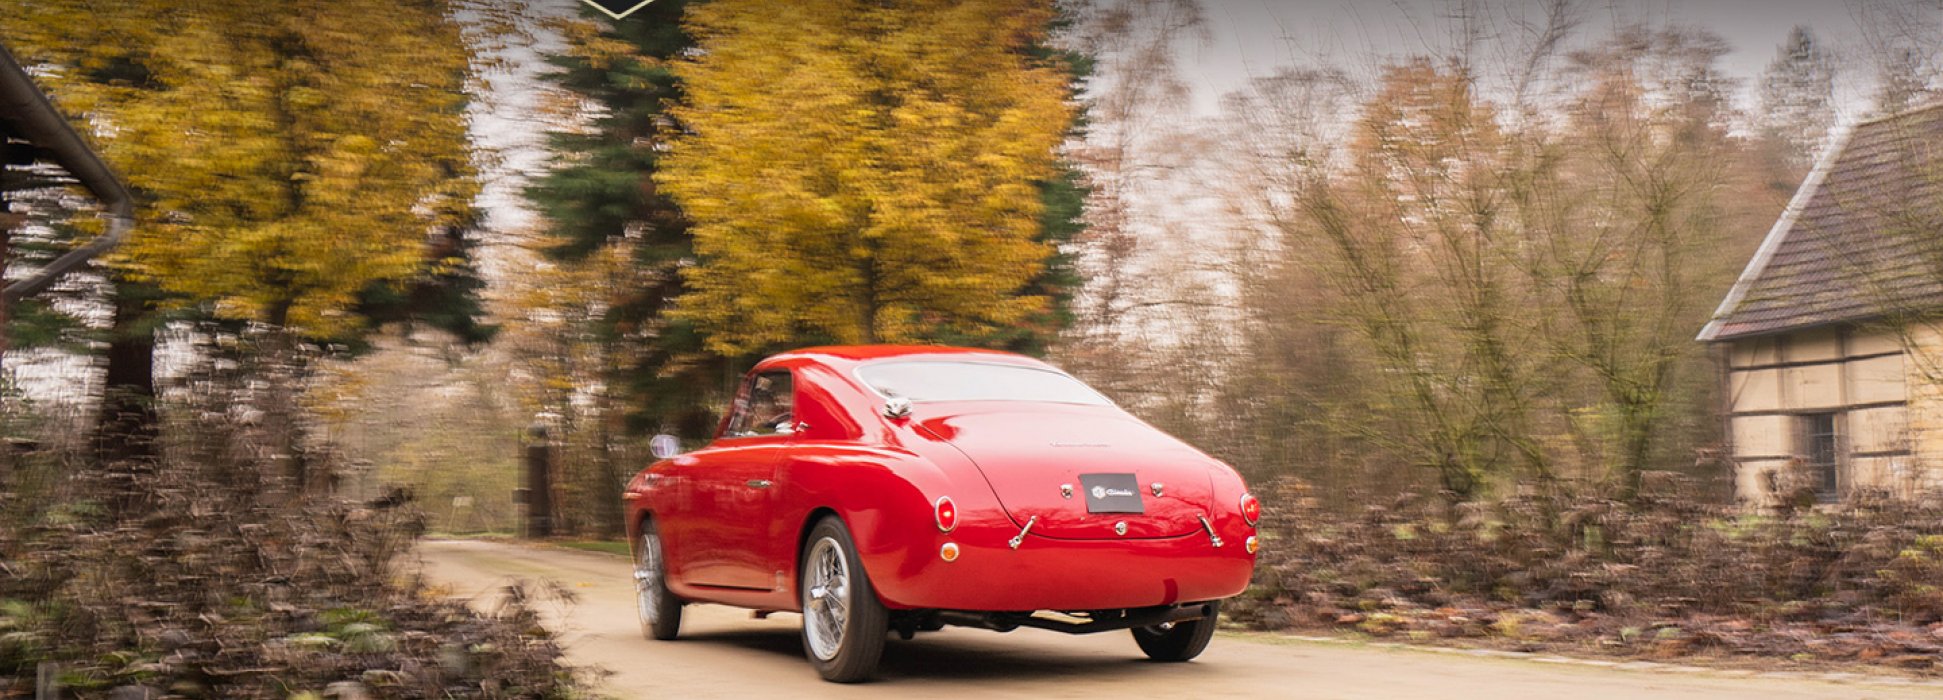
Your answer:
[1178,0,1873,115]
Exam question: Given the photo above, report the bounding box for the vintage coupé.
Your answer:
[623,345,1259,682]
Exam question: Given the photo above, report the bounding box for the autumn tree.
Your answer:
[524,0,726,441]
[1207,66,1368,490]
[2,0,490,491]
[658,0,1076,356]
[1218,17,1780,502]
[1296,59,1557,499]
[1514,27,1758,500]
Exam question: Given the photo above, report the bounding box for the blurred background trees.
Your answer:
[0,0,1927,536]
[0,3,588,695]
[659,0,1077,354]
[1078,4,1798,505]
[2,0,492,500]
[504,0,1088,536]
[524,0,720,442]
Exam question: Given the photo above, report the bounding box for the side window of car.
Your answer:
[726,371,795,438]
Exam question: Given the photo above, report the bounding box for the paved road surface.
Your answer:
[414,539,1939,699]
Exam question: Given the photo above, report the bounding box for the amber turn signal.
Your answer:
[940,542,960,562]
[1245,535,1260,554]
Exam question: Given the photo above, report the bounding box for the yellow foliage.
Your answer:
[657,0,1073,354]
[553,17,648,72]
[1,0,479,339]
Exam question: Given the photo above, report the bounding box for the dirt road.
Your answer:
[415,539,1938,699]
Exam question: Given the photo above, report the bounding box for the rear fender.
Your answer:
[776,439,1001,610]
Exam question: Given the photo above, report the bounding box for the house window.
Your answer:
[1800,412,1839,502]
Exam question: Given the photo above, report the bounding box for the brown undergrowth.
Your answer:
[1230,478,1943,674]
[0,441,584,698]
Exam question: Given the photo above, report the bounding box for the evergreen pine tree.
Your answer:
[525,0,724,436]
[1756,26,1837,170]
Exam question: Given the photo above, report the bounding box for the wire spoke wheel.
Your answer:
[635,520,682,640]
[799,516,888,682]
[635,532,662,625]
[803,537,849,661]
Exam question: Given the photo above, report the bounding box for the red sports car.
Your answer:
[623,345,1260,682]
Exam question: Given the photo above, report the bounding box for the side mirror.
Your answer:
[650,434,682,460]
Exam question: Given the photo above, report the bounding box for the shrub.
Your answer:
[0,444,584,697]
[1236,477,1943,670]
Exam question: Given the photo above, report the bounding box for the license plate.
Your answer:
[1080,473,1144,514]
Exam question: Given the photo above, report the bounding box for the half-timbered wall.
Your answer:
[1724,326,1941,504]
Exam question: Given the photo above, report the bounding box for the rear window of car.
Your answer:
[856,361,1113,406]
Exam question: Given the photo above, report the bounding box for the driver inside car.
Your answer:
[746,374,793,434]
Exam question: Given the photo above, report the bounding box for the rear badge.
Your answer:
[1080,473,1144,514]
[1115,521,1128,536]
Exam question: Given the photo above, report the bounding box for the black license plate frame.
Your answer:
[1080,473,1144,514]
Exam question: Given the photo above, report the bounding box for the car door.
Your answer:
[677,369,793,590]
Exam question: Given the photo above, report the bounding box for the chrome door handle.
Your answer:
[746,479,773,489]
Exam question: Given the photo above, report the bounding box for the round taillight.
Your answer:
[934,497,958,533]
[1240,492,1261,526]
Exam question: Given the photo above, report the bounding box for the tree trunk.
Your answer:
[0,220,10,374]
[523,424,553,538]
[1614,399,1656,502]
[596,408,624,540]
[854,229,880,344]
[0,214,12,486]
[260,300,312,497]
[95,280,160,518]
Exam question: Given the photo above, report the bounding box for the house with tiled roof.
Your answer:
[1700,103,1943,505]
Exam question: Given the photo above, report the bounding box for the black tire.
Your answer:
[634,518,683,641]
[1132,601,1221,662]
[799,516,889,683]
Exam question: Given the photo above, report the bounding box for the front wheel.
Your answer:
[635,519,682,640]
[800,516,889,683]
[1132,601,1221,662]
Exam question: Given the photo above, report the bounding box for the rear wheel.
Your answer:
[1132,601,1220,662]
[634,519,682,640]
[800,516,888,683]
